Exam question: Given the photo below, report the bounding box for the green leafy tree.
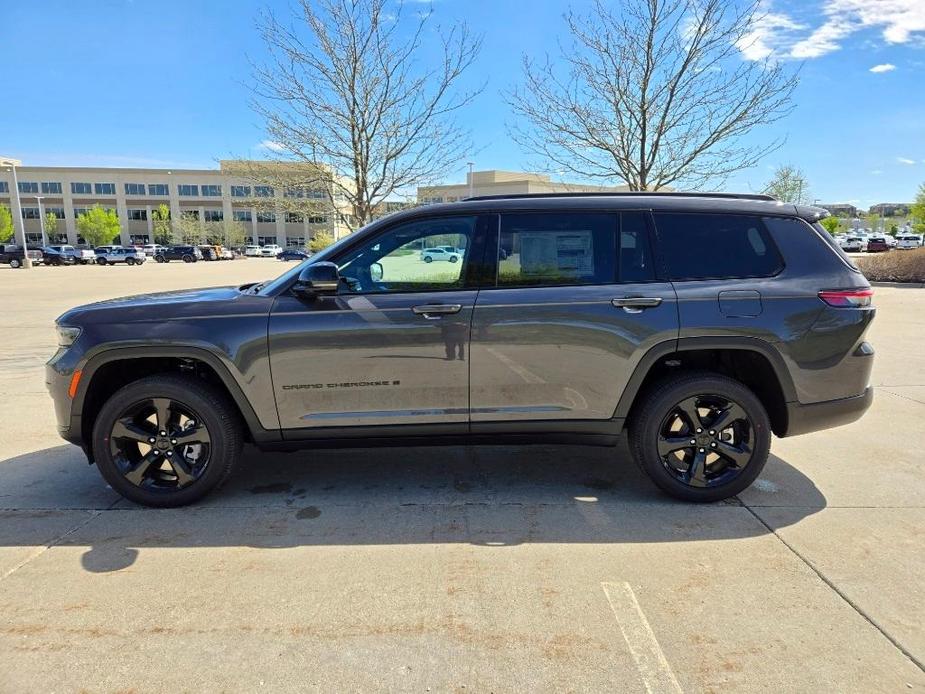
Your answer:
[175,212,203,245]
[819,216,839,235]
[911,183,925,234]
[44,212,58,242]
[762,165,811,204]
[309,230,335,253]
[0,205,13,243]
[152,204,172,244]
[76,205,121,248]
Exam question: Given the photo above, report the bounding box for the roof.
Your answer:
[399,193,827,222]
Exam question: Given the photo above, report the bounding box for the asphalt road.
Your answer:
[0,260,923,692]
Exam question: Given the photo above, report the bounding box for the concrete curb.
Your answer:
[869,281,925,289]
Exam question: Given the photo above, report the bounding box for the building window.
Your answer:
[420,196,443,205]
[124,183,146,195]
[201,184,222,197]
[71,182,92,195]
[0,182,8,193]
[284,186,305,198]
[41,182,62,194]
[21,207,41,219]
[178,184,199,196]
[73,207,90,218]
[18,181,38,194]
[231,185,251,197]
[257,236,277,246]
[232,209,252,222]
[254,186,274,198]
[127,209,147,221]
[286,237,305,248]
[26,232,43,244]
[256,211,276,223]
[46,207,66,219]
[181,210,200,220]
[204,210,223,222]
[94,183,116,195]
[308,189,326,199]
[308,215,328,224]
[148,183,169,196]
[286,212,304,223]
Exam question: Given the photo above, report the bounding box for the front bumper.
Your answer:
[783,387,873,437]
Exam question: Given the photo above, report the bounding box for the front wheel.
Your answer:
[629,372,771,502]
[126,257,135,266]
[423,255,433,263]
[9,258,21,269]
[96,258,107,265]
[182,255,193,263]
[91,375,243,507]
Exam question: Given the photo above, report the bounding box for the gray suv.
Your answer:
[47,193,875,506]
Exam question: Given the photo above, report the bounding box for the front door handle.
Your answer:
[611,297,663,313]
[411,304,462,319]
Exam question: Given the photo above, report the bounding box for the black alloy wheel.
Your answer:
[92,375,242,506]
[656,394,754,489]
[630,372,771,502]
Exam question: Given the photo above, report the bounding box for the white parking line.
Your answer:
[602,581,683,694]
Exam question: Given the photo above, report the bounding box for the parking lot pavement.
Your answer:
[1,262,924,692]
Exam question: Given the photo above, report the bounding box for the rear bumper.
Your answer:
[783,387,873,437]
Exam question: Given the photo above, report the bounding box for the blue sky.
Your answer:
[1,0,923,207]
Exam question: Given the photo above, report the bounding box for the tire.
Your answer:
[423,255,433,263]
[126,257,135,266]
[96,257,107,265]
[9,258,21,269]
[155,255,165,263]
[80,260,89,265]
[182,255,193,263]
[91,374,243,507]
[449,255,458,263]
[628,371,771,502]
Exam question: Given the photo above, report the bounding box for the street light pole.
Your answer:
[34,195,47,247]
[467,162,474,199]
[1,157,32,269]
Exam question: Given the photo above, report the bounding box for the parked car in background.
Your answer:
[153,245,202,263]
[97,247,147,266]
[839,236,863,252]
[884,235,896,248]
[0,244,44,268]
[198,245,218,261]
[258,244,283,257]
[219,247,235,260]
[244,245,262,257]
[896,234,923,249]
[41,245,78,266]
[143,244,167,257]
[68,247,96,264]
[865,237,890,253]
[421,247,461,263]
[277,248,310,261]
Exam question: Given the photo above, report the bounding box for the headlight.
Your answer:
[56,325,81,347]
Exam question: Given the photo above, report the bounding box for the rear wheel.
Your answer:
[126,257,135,266]
[629,372,770,502]
[9,258,21,269]
[182,255,193,263]
[155,255,165,263]
[423,255,433,263]
[92,375,243,507]
[96,257,107,265]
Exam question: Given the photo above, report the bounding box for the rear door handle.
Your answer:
[411,304,462,319]
[611,297,663,313]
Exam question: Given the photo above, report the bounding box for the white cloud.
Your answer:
[897,157,916,164]
[869,63,897,73]
[257,140,286,152]
[738,0,925,61]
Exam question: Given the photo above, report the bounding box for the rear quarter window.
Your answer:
[652,213,783,280]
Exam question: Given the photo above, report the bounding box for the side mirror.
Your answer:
[293,261,340,299]
[370,262,383,282]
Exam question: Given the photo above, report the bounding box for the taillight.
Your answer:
[818,288,873,308]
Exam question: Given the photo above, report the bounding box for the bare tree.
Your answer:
[762,164,810,204]
[507,0,799,191]
[249,0,483,230]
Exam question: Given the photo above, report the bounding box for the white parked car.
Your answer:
[220,247,235,260]
[259,244,282,257]
[896,234,923,249]
[839,236,864,252]
[97,247,147,266]
[421,247,461,263]
[142,244,167,257]
[244,245,262,257]
[68,247,96,264]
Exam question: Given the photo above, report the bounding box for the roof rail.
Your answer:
[463,191,777,202]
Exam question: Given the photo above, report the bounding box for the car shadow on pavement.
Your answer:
[0,441,827,573]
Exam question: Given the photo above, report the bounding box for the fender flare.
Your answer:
[613,336,797,420]
[74,345,280,444]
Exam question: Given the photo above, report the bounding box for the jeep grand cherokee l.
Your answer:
[47,193,875,507]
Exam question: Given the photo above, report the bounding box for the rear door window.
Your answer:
[653,213,783,280]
